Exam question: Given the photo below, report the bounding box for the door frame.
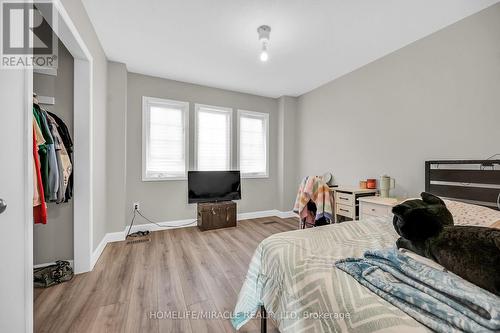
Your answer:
[26,0,94,330]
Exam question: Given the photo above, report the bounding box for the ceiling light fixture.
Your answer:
[257,25,271,62]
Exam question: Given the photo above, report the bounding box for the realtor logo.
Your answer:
[1,0,57,69]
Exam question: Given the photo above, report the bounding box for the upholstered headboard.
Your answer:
[425,160,500,210]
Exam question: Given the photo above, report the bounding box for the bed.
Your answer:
[232,160,500,333]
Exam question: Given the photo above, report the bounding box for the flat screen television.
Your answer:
[188,171,241,203]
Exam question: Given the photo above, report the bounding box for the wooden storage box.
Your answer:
[197,201,237,231]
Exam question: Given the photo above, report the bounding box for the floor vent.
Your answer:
[126,238,151,245]
[262,221,278,225]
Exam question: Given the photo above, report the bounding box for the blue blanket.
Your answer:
[335,248,500,333]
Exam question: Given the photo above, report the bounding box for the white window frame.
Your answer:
[237,110,270,178]
[142,96,189,181]
[194,103,233,171]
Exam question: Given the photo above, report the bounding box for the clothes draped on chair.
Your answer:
[293,175,334,227]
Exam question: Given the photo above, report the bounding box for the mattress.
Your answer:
[232,217,429,333]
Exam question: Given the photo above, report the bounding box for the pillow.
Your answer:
[443,199,500,227]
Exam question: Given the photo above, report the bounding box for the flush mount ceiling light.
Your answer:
[257,25,271,62]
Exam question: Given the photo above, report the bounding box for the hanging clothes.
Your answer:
[33,126,47,224]
[42,110,60,202]
[33,119,45,207]
[32,97,74,224]
[33,106,50,197]
[35,105,60,202]
[47,111,73,202]
[46,113,72,203]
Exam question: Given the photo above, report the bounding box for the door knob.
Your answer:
[0,199,6,214]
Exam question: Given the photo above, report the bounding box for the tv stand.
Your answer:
[197,201,237,231]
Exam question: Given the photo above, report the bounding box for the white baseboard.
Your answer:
[90,230,128,269]
[90,209,294,270]
[34,259,74,269]
[237,209,281,220]
[276,210,298,219]
[106,230,126,243]
[90,233,108,270]
[128,218,197,234]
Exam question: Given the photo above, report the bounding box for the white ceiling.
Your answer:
[82,0,498,98]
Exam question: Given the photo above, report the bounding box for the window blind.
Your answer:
[239,111,268,177]
[143,97,188,180]
[195,105,232,171]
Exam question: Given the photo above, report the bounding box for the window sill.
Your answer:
[241,174,269,179]
[142,176,188,182]
[141,174,269,181]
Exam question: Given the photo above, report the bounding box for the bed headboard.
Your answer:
[425,160,500,210]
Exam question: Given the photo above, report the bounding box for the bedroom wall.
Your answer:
[106,62,128,234]
[125,73,280,225]
[296,3,500,198]
[278,96,299,211]
[33,40,74,265]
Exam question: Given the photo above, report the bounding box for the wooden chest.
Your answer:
[197,201,237,231]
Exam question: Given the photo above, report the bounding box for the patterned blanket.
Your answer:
[293,176,334,222]
[336,248,500,333]
[232,217,428,332]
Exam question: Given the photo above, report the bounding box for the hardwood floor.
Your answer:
[34,216,298,333]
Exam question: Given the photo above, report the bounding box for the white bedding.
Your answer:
[233,216,429,333]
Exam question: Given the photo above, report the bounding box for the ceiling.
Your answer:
[82,0,499,98]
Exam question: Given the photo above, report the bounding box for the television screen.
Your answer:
[188,171,241,203]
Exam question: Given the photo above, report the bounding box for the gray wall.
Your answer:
[33,40,74,265]
[124,73,279,225]
[61,0,109,251]
[296,3,500,198]
[106,62,128,233]
[277,96,299,211]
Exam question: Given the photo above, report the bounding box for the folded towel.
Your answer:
[335,248,500,333]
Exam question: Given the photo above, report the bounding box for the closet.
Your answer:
[33,38,75,269]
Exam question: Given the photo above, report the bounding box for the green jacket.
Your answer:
[33,105,59,201]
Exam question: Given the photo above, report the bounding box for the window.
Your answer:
[238,110,269,178]
[195,104,232,171]
[142,97,189,180]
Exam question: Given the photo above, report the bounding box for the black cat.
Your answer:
[392,192,500,296]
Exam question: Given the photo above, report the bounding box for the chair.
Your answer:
[295,176,334,229]
[300,200,330,229]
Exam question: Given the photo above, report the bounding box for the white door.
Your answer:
[0,70,33,332]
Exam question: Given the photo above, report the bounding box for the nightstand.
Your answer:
[358,197,403,220]
[332,187,378,222]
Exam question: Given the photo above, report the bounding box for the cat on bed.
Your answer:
[392,192,500,296]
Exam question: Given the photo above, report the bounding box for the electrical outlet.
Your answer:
[133,202,140,211]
